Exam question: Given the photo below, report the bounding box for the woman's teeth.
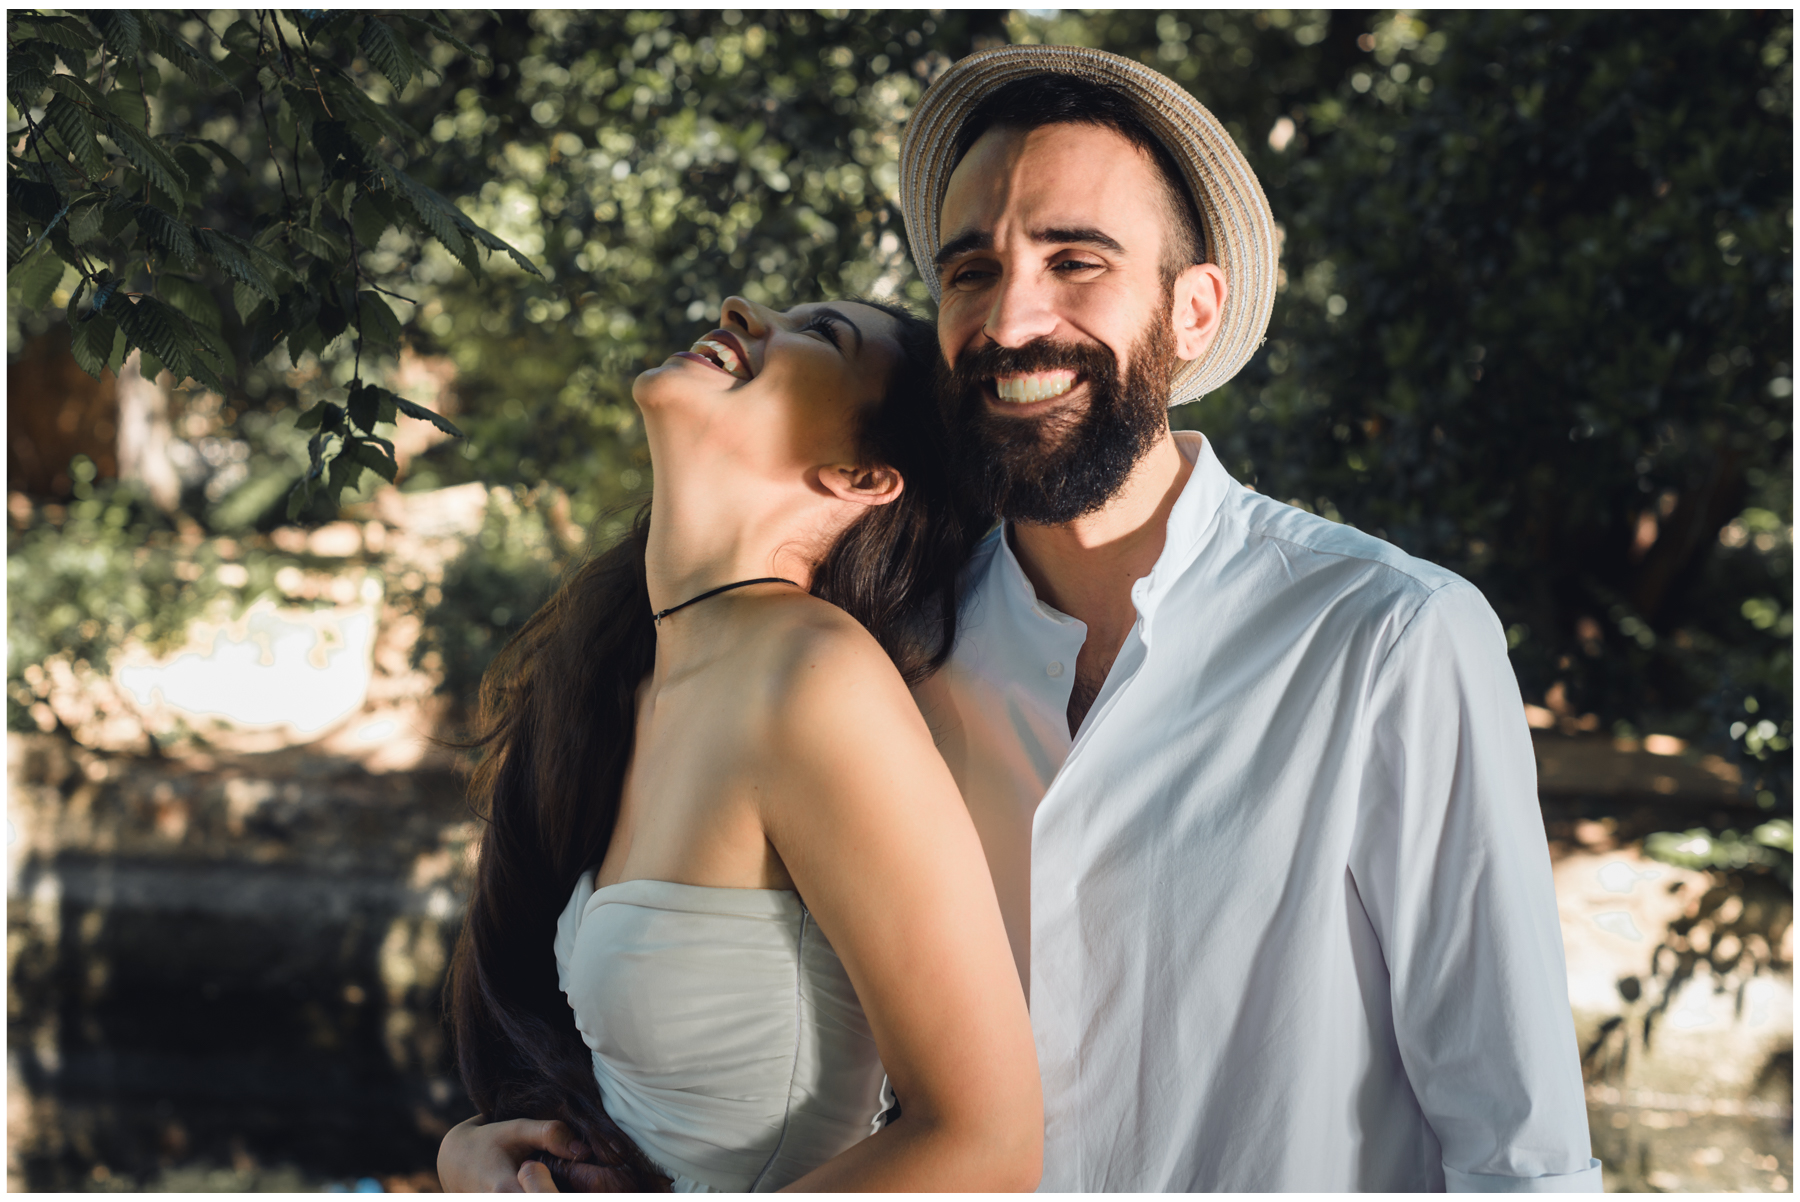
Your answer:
[994,371,1077,403]
[690,338,748,379]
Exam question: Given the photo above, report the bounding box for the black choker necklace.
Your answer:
[651,577,800,626]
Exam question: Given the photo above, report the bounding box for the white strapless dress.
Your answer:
[554,873,892,1192]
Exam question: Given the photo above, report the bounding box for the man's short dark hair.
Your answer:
[949,72,1206,287]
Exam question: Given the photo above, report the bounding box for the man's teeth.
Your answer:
[994,372,1077,403]
[691,338,746,378]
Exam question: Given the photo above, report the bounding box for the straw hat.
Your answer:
[899,44,1277,406]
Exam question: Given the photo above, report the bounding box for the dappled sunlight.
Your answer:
[115,598,377,740]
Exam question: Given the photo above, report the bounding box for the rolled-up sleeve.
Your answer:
[1350,581,1602,1192]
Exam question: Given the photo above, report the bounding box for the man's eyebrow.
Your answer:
[1032,226,1125,254]
[935,229,993,269]
[811,306,863,353]
[934,226,1127,271]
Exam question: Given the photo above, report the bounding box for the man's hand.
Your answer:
[438,1115,644,1192]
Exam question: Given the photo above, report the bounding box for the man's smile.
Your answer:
[992,369,1080,404]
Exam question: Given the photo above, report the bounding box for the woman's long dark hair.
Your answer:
[445,303,978,1183]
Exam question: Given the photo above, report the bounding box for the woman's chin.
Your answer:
[633,356,732,409]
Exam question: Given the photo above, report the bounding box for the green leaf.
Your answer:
[220,18,261,57]
[101,86,149,132]
[7,208,27,271]
[8,65,51,113]
[186,138,250,178]
[350,439,399,482]
[460,217,544,278]
[372,163,473,269]
[143,21,232,90]
[135,203,198,269]
[90,10,142,59]
[395,396,463,438]
[327,448,367,499]
[9,245,67,310]
[173,145,211,197]
[315,73,415,148]
[69,313,118,379]
[347,381,381,433]
[46,223,86,273]
[138,348,168,384]
[312,119,372,183]
[287,318,327,362]
[195,227,279,300]
[157,303,228,391]
[291,223,347,262]
[285,478,316,521]
[10,177,63,225]
[67,198,103,244]
[25,15,101,56]
[46,72,108,109]
[356,290,404,350]
[233,282,265,323]
[104,117,190,201]
[155,274,223,333]
[358,17,418,95]
[64,276,89,325]
[113,294,196,383]
[45,94,109,181]
[350,187,392,247]
[295,401,345,432]
[397,14,488,64]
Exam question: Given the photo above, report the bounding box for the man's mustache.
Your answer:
[947,337,1120,389]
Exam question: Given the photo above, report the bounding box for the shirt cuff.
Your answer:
[1445,1159,1604,1192]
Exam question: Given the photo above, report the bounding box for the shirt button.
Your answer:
[1047,662,1065,677]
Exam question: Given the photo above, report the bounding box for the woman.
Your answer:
[439,296,1040,1191]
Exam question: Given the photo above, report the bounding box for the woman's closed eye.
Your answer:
[802,314,844,350]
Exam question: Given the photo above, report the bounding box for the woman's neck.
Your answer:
[642,459,833,622]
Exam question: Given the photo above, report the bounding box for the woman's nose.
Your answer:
[719,297,768,338]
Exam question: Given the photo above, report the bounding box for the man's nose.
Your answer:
[980,268,1060,349]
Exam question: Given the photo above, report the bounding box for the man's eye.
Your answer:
[949,266,995,288]
[1053,259,1102,272]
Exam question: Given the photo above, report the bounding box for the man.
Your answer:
[441,45,1600,1192]
[899,46,1598,1191]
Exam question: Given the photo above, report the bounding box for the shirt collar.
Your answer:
[989,431,1236,624]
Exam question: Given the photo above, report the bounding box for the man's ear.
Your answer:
[1170,262,1229,363]
[818,463,905,508]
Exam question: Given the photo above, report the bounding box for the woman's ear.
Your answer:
[818,463,905,508]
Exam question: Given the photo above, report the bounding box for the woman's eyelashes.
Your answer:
[802,314,844,350]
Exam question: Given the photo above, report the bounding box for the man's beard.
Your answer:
[944,312,1175,526]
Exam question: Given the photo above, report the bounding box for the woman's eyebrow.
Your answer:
[811,307,864,353]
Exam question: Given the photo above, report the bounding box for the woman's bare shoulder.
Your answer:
[738,596,923,746]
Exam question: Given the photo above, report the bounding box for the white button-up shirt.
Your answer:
[917,432,1602,1191]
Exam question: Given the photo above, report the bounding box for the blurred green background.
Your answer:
[7,9,1791,1192]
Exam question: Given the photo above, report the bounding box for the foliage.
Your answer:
[413,489,573,703]
[1646,820,1793,885]
[6,11,1790,824]
[4,466,301,736]
[5,9,533,517]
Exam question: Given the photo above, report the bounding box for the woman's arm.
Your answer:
[755,622,1043,1192]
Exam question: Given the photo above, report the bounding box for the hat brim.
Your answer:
[900,45,1278,407]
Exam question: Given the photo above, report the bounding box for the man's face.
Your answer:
[934,123,1181,524]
